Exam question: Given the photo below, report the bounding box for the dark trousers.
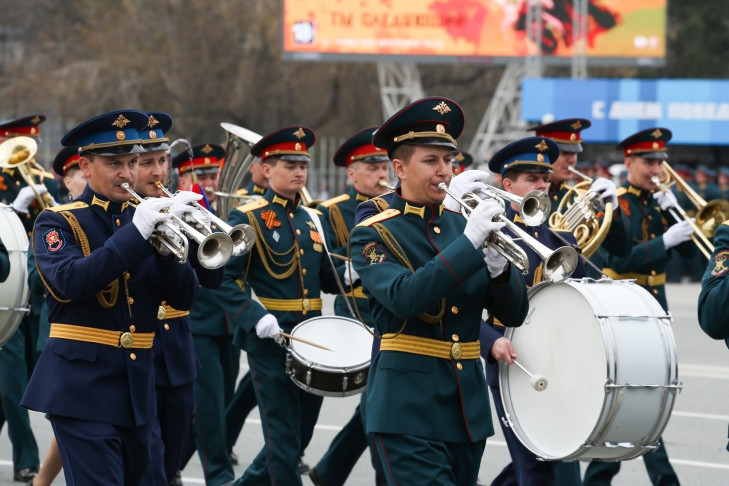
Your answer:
[0,325,39,471]
[225,371,258,451]
[234,350,323,486]
[583,438,679,486]
[51,414,151,486]
[373,432,485,486]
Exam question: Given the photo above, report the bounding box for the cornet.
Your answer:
[378,180,396,191]
[438,183,578,282]
[470,184,551,227]
[0,136,56,210]
[122,183,235,269]
[155,182,256,257]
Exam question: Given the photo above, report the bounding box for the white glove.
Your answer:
[343,260,360,286]
[169,190,202,219]
[662,219,694,250]
[255,314,282,339]
[443,170,491,212]
[12,184,47,214]
[484,245,509,277]
[132,198,172,240]
[591,178,618,207]
[463,198,505,248]
[653,190,678,211]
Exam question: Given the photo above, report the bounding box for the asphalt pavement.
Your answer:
[1,282,727,485]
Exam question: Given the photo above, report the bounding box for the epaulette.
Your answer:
[616,187,628,197]
[236,198,269,213]
[319,193,350,208]
[47,201,88,213]
[356,208,400,227]
[235,188,249,196]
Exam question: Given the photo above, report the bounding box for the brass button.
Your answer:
[300,249,305,255]
[651,270,656,276]
[129,325,136,332]
[650,233,655,238]
[120,332,134,349]
[534,231,539,238]
[433,226,441,234]
[289,212,294,218]
[115,218,121,226]
[130,353,137,360]
[451,306,458,315]
[303,289,309,295]
[451,333,459,342]
[456,362,463,370]
[653,289,659,295]
[123,271,131,279]
[157,306,166,320]
[296,229,301,235]
[302,298,311,312]
[643,200,648,206]
[164,323,170,331]
[552,195,558,201]
[302,268,307,275]
[127,297,134,305]
[451,342,463,360]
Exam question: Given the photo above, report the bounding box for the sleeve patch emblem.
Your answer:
[43,228,66,252]
[362,241,386,265]
[711,250,729,276]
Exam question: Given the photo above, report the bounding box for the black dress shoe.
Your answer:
[14,467,38,482]
[298,457,310,475]
[308,467,323,485]
[169,470,183,486]
[227,445,239,465]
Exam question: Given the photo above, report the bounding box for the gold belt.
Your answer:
[345,288,367,299]
[380,333,480,360]
[159,304,189,320]
[257,297,323,312]
[602,268,666,287]
[50,323,155,349]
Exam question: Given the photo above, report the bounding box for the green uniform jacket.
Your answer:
[349,192,528,443]
[215,189,343,354]
[698,222,729,347]
[604,182,696,310]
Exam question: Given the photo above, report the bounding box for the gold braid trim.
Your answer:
[327,204,350,247]
[247,210,299,280]
[373,195,390,213]
[532,262,544,287]
[372,223,446,324]
[58,211,119,308]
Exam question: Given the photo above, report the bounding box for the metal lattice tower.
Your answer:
[571,0,589,79]
[376,63,425,120]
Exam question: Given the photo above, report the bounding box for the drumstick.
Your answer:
[512,359,548,391]
[280,332,334,352]
[328,253,350,262]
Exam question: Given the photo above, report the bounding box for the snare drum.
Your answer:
[286,316,373,397]
[499,278,681,462]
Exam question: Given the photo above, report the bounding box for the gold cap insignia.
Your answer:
[293,127,306,139]
[455,153,464,162]
[436,124,446,133]
[652,142,659,149]
[571,120,582,130]
[31,116,41,125]
[112,114,131,128]
[535,140,549,152]
[433,101,451,115]
[148,115,159,127]
[570,133,577,141]
[30,127,37,134]
[204,157,211,165]
[149,131,157,139]
[537,154,544,162]
[201,144,213,154]
[295,142,302,151]
[116,130,126,141]
[651,129,663,139]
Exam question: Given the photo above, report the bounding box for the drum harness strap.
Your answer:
[601,268,666,287]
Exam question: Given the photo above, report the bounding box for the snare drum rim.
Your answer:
[287,315,373,370]
[0,204,30,346]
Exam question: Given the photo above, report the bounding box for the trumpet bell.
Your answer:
[229,224,257,256]
[543,246,579,283]
[0,136,38,168]
[197,232,235,269]
[520,190,552,226]
[696,199,729,238]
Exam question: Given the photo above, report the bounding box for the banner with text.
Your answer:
[521,78,729,145]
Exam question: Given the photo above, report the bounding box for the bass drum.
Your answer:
[286,316,373,397]
[0,204,30,346]
[499,278,680,462]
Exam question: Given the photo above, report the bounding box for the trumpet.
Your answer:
[0,136,56,210]
[378,180,396,190]
[122,183,235,269]
[438,183,579,282]
[470,184,551,227]
[155,182,256,257]
[208,189,261,201]
[651,176,714,260]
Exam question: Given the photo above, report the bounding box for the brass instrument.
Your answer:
[659,161,729,240]
[472,184,551,227]
[651,175,714,260]
[155,182,256,257]
[208,189,260,201]
[378,180,396,191]
[438,182,578,282]
[218,123,263,218]
[0,136,55,210]
[548,166,613,258]
[122,183,234,269]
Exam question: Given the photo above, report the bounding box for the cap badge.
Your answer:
[201,144,213,154]
[535,140,549,152]
[433,101,451,115]
[31,116,41,125]
[652,142,659,149]
[570,133,577,141]
[112,114,131,128]
[295,142,302,151]
[651,129,663,139]
[436,124,446,133]
[293,127,306,139]
[30,127,37,135]
[537,154,544,162]
[148,115,159,127]
[149,131,157,139]
[204,157,211,165]
[571,120,582,130]
[455,153,464,162]
[116,131,126,141]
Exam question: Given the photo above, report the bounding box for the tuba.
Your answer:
[0,136,55,210]
[548,167,612,258]
[218,123,263,219]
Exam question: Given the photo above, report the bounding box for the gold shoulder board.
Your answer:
[47,201,89,213]
[357,208,401,227]
[319,193,350,208]
[616,187,628,197]
[236,198,269,213]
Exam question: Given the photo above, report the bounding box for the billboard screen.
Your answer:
[282,0,666,65]
[521,78,729,146]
